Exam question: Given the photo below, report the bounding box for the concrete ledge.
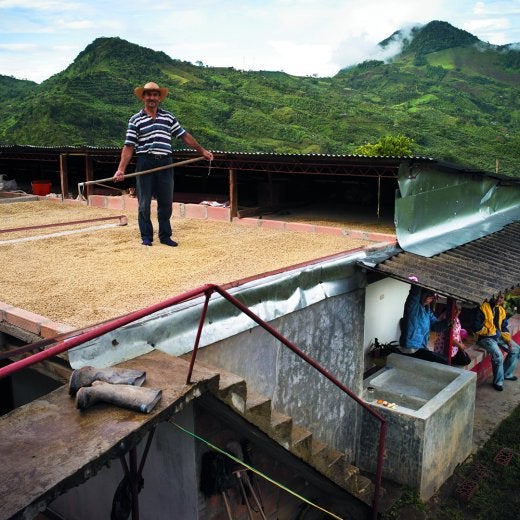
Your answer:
[1,303,74,339]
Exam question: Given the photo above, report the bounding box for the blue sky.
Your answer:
[0,0,519,83]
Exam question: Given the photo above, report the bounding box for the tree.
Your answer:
[353,134,416,156]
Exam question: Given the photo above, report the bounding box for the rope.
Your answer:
[171,422,343,520]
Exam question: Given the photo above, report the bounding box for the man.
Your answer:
[114,81,213,246]
[473,293,520,391]
[398,285,450,364]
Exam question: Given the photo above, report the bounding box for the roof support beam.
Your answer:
[229,168,237,220]
[59,154,69,199]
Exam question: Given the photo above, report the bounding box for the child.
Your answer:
[434,302,471,366]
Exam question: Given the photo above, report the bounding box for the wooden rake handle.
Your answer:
[77,155,206,190]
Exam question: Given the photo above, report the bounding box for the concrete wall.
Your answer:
[49,407,199,519]
[47,394,367,520]
[196,289,366,459]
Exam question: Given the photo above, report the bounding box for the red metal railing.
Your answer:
[0,283,386,519]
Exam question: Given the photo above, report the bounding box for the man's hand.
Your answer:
[113,170,125,182]
[202,149,214,161]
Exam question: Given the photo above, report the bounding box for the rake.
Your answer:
[77,155,206,199]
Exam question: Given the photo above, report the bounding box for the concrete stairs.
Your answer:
[204,363,377,506]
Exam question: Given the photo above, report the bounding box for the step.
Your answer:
[311,438,346,482]
[269,408,293,448]
[185,358,248,413]
[289,425,313,460]
[244,390,273,430]
[212,368,247,414]
[344,473,375,506]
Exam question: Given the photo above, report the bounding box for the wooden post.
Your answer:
[59,154,69,199]
[229,168,237,220]
[85,154,93,200]
[446,297,455,366]
[377,175,381,219]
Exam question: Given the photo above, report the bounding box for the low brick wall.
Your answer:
[0,301,74,339]
[83,194,397,244]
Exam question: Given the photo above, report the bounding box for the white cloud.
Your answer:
[0,42,37,50]
[0,0,81,11]
[0,0,519,82]
[266,40,337,76]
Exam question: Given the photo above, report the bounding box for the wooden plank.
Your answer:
[0,351,219,520]
[59,154,69,199]
[85,154,93,200]
[229,168,237,219]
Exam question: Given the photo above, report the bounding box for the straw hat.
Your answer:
[134,82,169,101]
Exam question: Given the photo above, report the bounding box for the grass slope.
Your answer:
[0,26,518,177]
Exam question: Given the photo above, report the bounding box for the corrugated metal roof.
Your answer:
[361,221,520,304]
[0,144,435,161]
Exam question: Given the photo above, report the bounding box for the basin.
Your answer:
[31,180,52,196]
[358,353,476,500]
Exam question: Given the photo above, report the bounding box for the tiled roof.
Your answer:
[362,221,520,304]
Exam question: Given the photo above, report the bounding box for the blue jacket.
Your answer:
[400,285,448,349]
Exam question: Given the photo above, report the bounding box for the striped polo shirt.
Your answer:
[124,108,186,155]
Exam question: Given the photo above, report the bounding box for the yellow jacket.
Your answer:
[475,302,511,343]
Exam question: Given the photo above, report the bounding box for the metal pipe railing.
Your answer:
[0,282,386,518]
[204,285,386,518]
[0,285,211,379]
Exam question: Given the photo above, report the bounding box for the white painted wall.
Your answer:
[363,278,410,359]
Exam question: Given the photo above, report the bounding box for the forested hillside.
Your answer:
[0,20,518,176]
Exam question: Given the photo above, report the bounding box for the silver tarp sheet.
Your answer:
[68,251,367,368]
[395,163,520,257]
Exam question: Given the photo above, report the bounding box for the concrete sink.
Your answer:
[358,353,476,500]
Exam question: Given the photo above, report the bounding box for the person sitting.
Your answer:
[472,293,520,391]
[433,301,471,366]
[398,285,451,364]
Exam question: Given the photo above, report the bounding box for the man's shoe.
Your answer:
[160,238,178,247]
[141,239,152,246]
[493,383,504,391]
[505,376,518,381]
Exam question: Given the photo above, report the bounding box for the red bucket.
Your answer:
[31,180,52,196]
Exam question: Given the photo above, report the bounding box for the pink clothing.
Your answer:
[434,316,466,357]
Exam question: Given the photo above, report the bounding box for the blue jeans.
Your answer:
[135,155,174,242]
[477,336,520,386]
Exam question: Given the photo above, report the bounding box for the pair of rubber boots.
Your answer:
[69,366,162,414]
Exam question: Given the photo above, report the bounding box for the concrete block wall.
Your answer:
[195,289,366,460]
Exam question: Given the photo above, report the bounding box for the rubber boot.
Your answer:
[76,381,162,413]
[69,366,146,396]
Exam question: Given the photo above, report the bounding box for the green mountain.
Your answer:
[0,20,519,176]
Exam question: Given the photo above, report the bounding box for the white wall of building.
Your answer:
[363,278,410,361]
